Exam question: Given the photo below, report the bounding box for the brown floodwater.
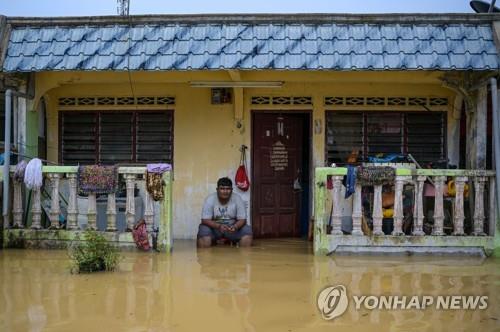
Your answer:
[1,239,499,332]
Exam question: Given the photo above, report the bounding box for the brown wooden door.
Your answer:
[252,113,304,238]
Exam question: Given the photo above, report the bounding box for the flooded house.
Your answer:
[0,12,499,256]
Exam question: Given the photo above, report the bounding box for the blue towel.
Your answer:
[367,154,406,163]
[345,165,357,199]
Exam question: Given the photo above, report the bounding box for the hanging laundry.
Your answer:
[24,158,43,189]
[146,171,164,201]
[132,219,151,251]
[13,160,27,183]
[146,163,172,174]
[77,165,118,195]
[356,166,395,186]
[344,165,357,199]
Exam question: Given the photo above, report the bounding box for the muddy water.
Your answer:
[1,240,499,332]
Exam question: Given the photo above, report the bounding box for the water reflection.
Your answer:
[0,241,499,331]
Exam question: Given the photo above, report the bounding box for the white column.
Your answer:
[106,193,117,232]
[48,173,61,229]
[87,193,97,230]
[413,176,426,236]
[330,176,343,235]
[351,184,363,236]
[66,173,78,230]
[12,178,24,228]
[432,176,446,236]
[125,174,136,230]
[144,191,154,233]
[473,176,487,236]
[372,185,384,235]
[392,176,405,236]
[30,188,42,230]
[453,176,467,236]
[489,177,497,237]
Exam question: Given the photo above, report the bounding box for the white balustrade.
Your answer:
[472,176,487,236]
[30,187,42,230]
[330,176,343,235]
[48,173,61,229]
[320,169,495,239]
[351,184,363,236]
[87,193,97,230]
[452,177,467,236]
[12,178,23,228]
[144,191,155,232]
[432,176,446,236]
[413,176,426,236]
[66,173,79,230]
[372,185,384,236]
[125,174,136,231]
[106,193,117,232]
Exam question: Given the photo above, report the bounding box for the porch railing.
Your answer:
[314,167,499,256]
[2,166,173,252]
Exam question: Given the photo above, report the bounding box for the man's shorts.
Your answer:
[197,224,253,242]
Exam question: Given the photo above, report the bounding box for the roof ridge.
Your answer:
[5,13,500,27]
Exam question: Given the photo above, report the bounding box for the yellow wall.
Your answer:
[34,70,455,239]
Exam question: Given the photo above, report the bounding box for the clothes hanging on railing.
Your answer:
[145,163,171,201]
[132,219,151,251]
[13,160,27,183]
[146,163,172,174]
[344,165,357,198]
[356,166,395,186]
[24,158,43,189]
[146,172,164,201]
[77,165,118,195]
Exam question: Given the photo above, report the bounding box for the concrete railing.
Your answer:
[314,167,499,256]
[2,166,173,252]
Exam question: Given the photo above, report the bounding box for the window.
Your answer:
[60,110,173,165]
[326,111,446,166]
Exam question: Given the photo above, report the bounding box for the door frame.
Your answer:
[250,110,313,238]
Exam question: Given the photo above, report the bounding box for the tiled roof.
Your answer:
[3,23,499,71]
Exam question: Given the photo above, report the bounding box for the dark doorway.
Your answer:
[251,112,311,238]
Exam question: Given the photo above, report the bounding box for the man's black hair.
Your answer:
[217,177,233,188]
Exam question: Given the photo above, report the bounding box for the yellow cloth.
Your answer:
[383,208,394,218]
[447,180,469,198]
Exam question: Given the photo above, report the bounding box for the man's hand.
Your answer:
[219,224,230,233]
[219,224,236,233]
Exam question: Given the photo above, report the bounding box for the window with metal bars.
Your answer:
[325,111,446,166]
[59,110,173,165]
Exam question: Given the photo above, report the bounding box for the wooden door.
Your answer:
[252,113,304,238]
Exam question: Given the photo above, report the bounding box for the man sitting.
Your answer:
[197,177,253,248]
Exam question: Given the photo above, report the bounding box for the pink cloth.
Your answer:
[132,219,150,251]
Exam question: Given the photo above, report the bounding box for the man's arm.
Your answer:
[229,219,247,232]
[201,218,227,232]
[230,194,247,232]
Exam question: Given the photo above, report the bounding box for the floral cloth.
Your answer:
[146,171,164,201]
[132,219,150,251]
[356,166,395,186]
[77,165,118,195]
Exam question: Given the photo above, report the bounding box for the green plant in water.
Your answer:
[69,230,121,273]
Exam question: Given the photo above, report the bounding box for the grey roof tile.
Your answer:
[3,23,499,71]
